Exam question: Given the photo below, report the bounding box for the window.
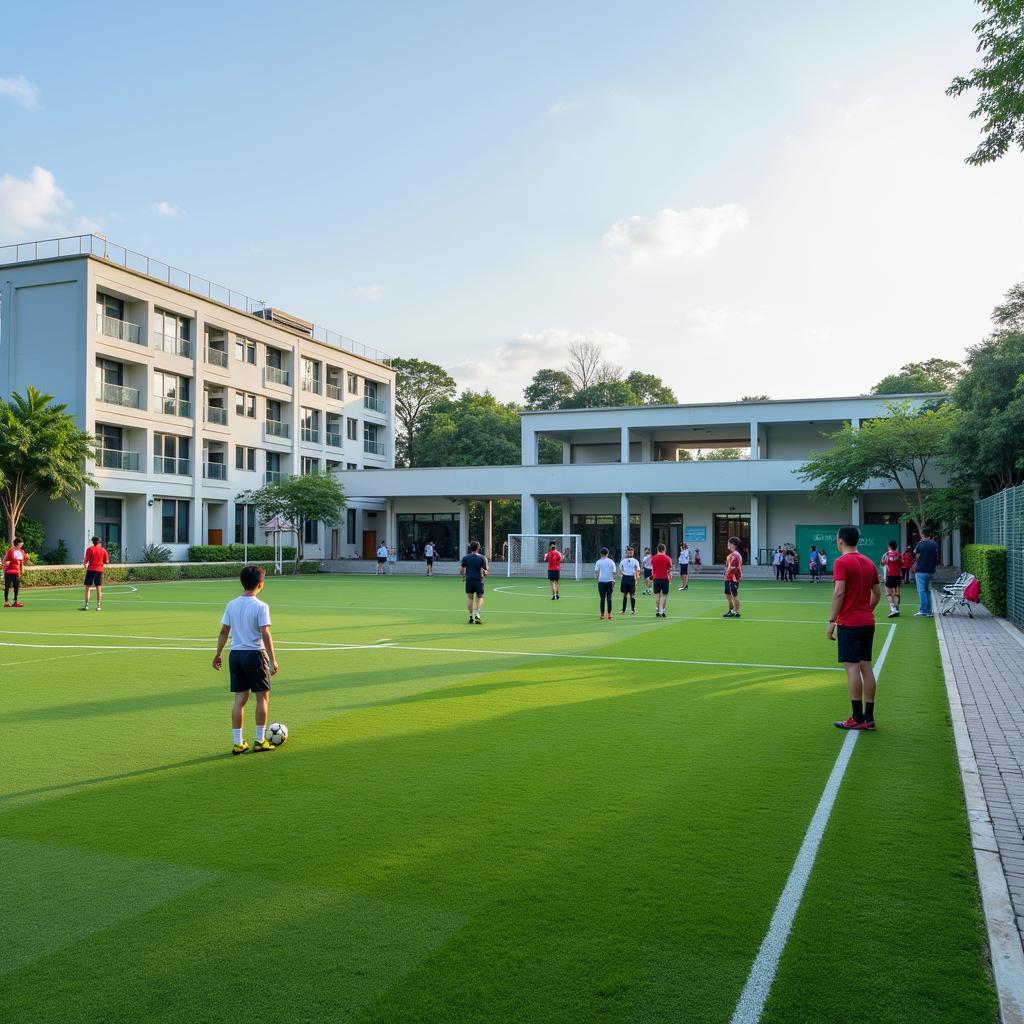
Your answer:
[301,358,322,393]
[364,380,379,400]
[95,358,123,387]
[97,292,124,321]
[235,337,256,364]
[153,309,190,348]
[153,433,189,474]
[154,371,190,416]
[235,391,257,418]
[234,503,256,544]
[266,347,283,369]
[346,462,357,470]
[346,508,356,544]
[348,372,359,395]
[304,519,319,544]
[347,418,358,441]
[95,423,123,450]
[266,451,281,474]
[94,497,123,550]
[301,456,320,475]
[235,445,256,471]
[266,399,283,422]
[161,499,190,544]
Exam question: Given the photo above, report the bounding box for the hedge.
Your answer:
[961,544,1008,617]
[20,560,320,588]
[189,544,297,562]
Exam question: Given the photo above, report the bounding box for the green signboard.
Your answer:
[794,524,894,572]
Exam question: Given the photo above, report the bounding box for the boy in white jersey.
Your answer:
[641,548,654,596]
[213,565,279,755]
[677,543,690,590]
[595,547,617,620]
[619,546,640,615]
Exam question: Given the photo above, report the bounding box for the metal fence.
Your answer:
[975,485,1024,628]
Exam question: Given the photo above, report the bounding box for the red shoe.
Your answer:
[12,602,23,608]
[864,720,876,731]
[2,602,8,608]
[834,716,867,730]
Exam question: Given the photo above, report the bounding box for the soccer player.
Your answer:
[376,541,389,575]
[3,537,25,608]
[809,545,820,583]
[212,564,279,755]
[544,541,563,600]
[880,540,903,618]
[651,543,673,618]
[595,546,616,620]
[677,542,690,590]
[723,536,743,618]
[82,535,109,611]
[424,540,436,576]
[460,540,488,624]
[641,547,654,596]
[827,526,881,731]
[619,545,640,615]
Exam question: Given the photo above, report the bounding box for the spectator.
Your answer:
[773,546,784,581]
[912,528,939,617]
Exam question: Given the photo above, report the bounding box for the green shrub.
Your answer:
[20,560,320,588]
[41,538,70,565]
[961,544,1008,616]
[188,544,297,563]
[14,513,45,556]
[141,543,172,563]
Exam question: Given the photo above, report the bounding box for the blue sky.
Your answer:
[2,0,1022,401]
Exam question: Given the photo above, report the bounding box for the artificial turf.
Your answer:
[0,573,998,1023]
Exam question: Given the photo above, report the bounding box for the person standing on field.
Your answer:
[913,528,939,617]
[651,543,673,618]
[376,541,389,575]
[618,545,640,615]
[3,537,25,608]
[595,546,616,620]
[82,535,109,611]
[423,540,436,576]
[880,540,903,618]
[828,526,881,731]
[772,546,784,581]
[544,541,563,601]
[460,540,489,624]
[723,537,743,618]
[641,547,654,596]
[677,542,690,590]
[809,546,820,583]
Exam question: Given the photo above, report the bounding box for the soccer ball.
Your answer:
[267,722,288,747]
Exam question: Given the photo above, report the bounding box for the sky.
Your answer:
[1,0,1022,404]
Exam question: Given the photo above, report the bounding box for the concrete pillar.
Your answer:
[562,441,571,465]
[620,425,630,465]
[952,527,962,568]
[749,421,760,460]
[640,495,653,551]
[561,500,571,537]
[750,494,760,564]
[485,499,494,561]
[851,495,861,526]
[521,493,539,535]
[458,500,470,556]
[521,423,538,466]
[620,493,630,559]
[386,499,397,555]
[640,436,653,463]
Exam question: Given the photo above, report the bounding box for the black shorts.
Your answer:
[465,580,484,596]
[547,569,561,581]
[84,570,104,587]
[885,575,901,590]
[679,564,688,575]
[4,572,19,589]
[620,577,636,593]
[652,578,669,595]
[724,580,739,596]
[426,557,434,566]
[837,624,875,664]
[229,649,271,693]
[377,557,386,565]
[643,568,653,579]
[810,565,820,576]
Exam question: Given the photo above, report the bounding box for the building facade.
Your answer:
[0,235,395,561]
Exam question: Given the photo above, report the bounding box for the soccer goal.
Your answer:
[506,534,583,580]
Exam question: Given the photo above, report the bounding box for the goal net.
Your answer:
[505,534,583,580]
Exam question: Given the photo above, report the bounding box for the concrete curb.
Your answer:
[935,606,1024,1024]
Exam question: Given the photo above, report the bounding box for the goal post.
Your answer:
[506,534,583,581]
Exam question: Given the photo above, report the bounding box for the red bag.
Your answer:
[964,578,980,603]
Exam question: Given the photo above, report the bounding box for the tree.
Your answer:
[391,358,457,467]
[740,394,771,402]
[992,280,1024,333]
[871,359,962,395]
[239,473,346,572]
[0,386,95,544]
[798,402,958,531]
[697,448,743,461]
[566,340,620,390]
[560,380,639,409]
[624,371,676,405]
[524,369,574,411]
[947,1,1024,164]
[415,391,522,466]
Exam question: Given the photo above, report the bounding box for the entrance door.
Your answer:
[713,514,751,565]
[94,497,122,557]
[208,529,223,545]
[651,514,684,557]
[362,531,377,559]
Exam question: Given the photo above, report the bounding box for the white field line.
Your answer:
[730,622,896,1024]
[0,629,377,647]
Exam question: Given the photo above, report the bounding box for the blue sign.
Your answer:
[684,526,707,543]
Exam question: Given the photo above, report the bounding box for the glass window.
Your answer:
[346,508,356,544]
[95,423,123,450]
[301,456,319,475]
[267,399,282,422]
[304,519,319,544]
[348,372,359,394]
[97,292,124,320]
[234,503,256,544]
[347,418,358,441]
[266,347,283,369]
[346,462,357,470]
[161,499,189,544]
[235,446,255,471]
[235,338,256,363]
[266,451,281,474]
[235,391,256,418]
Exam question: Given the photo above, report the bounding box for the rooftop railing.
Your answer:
[1,234,392,365]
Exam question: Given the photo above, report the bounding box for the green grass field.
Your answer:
[0,573,997,1023]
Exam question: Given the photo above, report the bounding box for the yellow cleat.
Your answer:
[232,742,250,756]
[252,738,274,752]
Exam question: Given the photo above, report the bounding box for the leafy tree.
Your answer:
[391,358,457,467]
[15,512,45,555]
[415,391,522,466]
[0,386,95,545]
[239,473,346,572]
[948,1,1024,164]
[992,280,1024,332]
[625,371,676,405]
[697,448,743,461]
[798,402,958,531]
[740,394,771,401]
[872,358,962,395]
[524,369,574,411]
[560,380,639,409]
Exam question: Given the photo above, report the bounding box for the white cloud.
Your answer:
[152,200,180,217]
[547,99,580,117]
[356,283,385,302]
[602,202,749,264]
[0,74,39,109]
[0,166,73,239]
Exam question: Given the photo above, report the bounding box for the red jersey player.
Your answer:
[723,537,743,618]
[3,536,26,607]
[650,543,673,618]
[544,542,563,601]
[82,535,109,611]
[880,540,903,618]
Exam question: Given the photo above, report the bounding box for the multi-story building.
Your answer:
[0,235,395,561]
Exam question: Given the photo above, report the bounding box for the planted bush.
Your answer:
[20,560,319,588]
[188,544,297,563]
[961,544,1008,617]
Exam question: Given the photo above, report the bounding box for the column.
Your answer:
[562,441,571,465]
[620,425,630,465]
[640,495,653,551]
[640,436,652,462]
[750,494,760,565]
[521,493,538,535]
[521,423,538,466]
[561,500,571,537]
[620,493,630,558]
[749,421,760,460]
[952,527,962,569]
[458,500,470,555]
[386,499,397,555]
[485,499,494,560]
[851,495,861,526]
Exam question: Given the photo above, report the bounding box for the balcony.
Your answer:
[203,462,228,481]
[364,439,386,457]
[364,395,387,415]
[154,455,191,476]
[265,471,283,485]
[95,448,140,471]
[325,382,343,401]
[157,396,192,418]
[301,426,321,444]
[264,420,290,440]
[153,333,193,359]
[301,378,323,395]
[326,430,343,448]
[205,346,228,368]
[264,366,291,387]
[204,405,228,425]
[96,313,142,345]
[95,381,141,409]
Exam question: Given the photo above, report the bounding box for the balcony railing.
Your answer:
[96,313,142,344]
[264,420,290,440]
[364,395,387,414]
[205,346,228,368]
[301,426,321,443]
[326,430,343,448]
[204,405,228,425]
[154,455,191,475]
[325,382,343,401]
[363,439,386,457]
[301,378,323,395]
[157,396,192,418]
[153,333,193,359]
[96,448,140,471]
[95,381,141,408]
[203,462,228,480]
[265,471,283,485]
[264,366,291,387]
